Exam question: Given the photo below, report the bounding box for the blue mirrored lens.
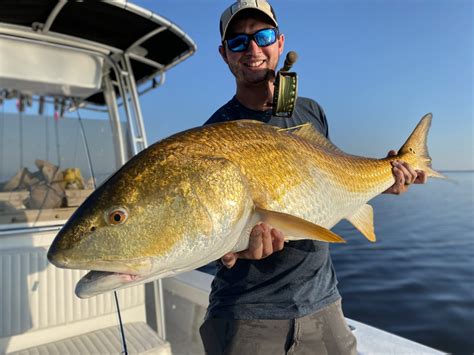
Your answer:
[226,28,277,52]
[227,34,249,52]
[254,29,276,47]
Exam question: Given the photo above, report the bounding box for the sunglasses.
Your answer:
[226,28,279,53]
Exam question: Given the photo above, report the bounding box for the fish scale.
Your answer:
[47,114,444,298]
[185,122,381,225]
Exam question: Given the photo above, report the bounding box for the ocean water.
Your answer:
[331,171,474,354]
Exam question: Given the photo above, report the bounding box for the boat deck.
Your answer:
[0,190,93,229]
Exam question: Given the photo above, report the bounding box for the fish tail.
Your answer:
[398,113,446,179]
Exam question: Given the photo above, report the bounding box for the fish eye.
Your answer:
[106,207,128,226]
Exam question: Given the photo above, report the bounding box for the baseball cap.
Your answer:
[220,0,278,41]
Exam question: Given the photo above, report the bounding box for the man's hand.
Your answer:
[221,222,285,269]
[384,150,428,195]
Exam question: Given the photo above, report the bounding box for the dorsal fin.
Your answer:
[279,123,346,155]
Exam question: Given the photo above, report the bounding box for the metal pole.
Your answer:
[123,54,148,150]
[103,75,127,167]
[42,0,67,33]
[115,60,139,156]
[121,54,167,340]
[153,280,167,340]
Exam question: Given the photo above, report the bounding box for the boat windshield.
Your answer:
[0,106,126,230]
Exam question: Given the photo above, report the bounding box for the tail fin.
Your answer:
[398,113,445,179]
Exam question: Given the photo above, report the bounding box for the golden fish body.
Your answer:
[48,113,442,298]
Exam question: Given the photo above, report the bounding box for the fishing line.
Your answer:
[0,97,4,182]
[75,108,128,355]
[76,110,96,187]
[54,114,60,167]
[45,104,50,162]
[114,290,129,355]
[19,104,24,170]
[72,124,80,168]
[33,102,55,225]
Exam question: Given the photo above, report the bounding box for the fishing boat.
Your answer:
[0,1,443,354]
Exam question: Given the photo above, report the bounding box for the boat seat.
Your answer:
[0,233,170,354]
[8,322,170,355]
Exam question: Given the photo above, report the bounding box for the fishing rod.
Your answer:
[272,50,298,118]
[75,108,129,355]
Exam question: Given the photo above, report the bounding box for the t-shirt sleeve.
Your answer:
[309,98,329,138]
[295,97,329,138]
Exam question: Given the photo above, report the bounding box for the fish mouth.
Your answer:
[75,270,149,298]
[75,260,182,298]
[52,256,155,298]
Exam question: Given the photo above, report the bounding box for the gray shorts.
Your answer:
[199,300,357,355]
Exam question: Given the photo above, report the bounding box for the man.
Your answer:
[199,1,426,354]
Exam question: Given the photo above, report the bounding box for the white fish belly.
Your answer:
[268,167,380,230]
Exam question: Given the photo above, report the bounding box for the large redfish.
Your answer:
[48,113,443,298]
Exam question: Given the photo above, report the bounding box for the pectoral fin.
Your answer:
[254,207,346,243]
[345,204,376,242]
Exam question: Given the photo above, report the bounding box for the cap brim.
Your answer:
[221,7,278,41]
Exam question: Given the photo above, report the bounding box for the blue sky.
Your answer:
[133,0,472,171]
[1,1,471,171]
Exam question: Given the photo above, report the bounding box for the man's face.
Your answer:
[220,15,284,86]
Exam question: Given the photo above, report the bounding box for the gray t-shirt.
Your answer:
[203,96,341,320]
